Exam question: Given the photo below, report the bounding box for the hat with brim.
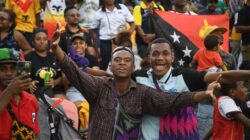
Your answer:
[0,48,20,64]
[71,33,86,42]
[202,26,227,40]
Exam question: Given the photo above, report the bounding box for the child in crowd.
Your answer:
[65,33,99,107]
[189,34,223,72]
[205,81,250,140]
[26,28,64,97]
[239,60,250,140]
[68,33,100,70]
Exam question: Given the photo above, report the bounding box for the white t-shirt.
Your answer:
[90,4,134,40]
[218,96,242,120]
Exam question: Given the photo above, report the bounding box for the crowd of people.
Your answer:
[0,0,250,140]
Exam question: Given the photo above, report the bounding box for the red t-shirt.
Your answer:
[0,91,40,140]
[193,48,223,72]
[212,96,244,140]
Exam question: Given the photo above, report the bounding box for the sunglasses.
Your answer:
[67,13,80,18]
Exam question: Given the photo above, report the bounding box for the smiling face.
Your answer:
[149,43,174,79]
[72,38,87,56]
[110,50,134,79]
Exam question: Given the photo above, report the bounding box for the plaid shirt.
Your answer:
[59,55,197,140]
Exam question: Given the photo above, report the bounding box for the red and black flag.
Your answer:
[150,11,229,67]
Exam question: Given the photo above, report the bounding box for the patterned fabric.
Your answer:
[11,120,36,140]
[5,0,41,32]
[59,55,197,140]
[0,30,19,51]
[8,105,36,140]
[134,68,206,140]
[0,91,39,140]
[112,103,141,140]
[228,0,243,14]
[43,0,66,40]
[160,107,199,140]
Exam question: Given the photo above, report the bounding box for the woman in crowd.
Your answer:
[0,8,32,54]
[205,81,250,140]
[25,28,64,97]
[90,0,135,70]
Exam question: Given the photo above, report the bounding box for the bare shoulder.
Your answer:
[13,30,23,39]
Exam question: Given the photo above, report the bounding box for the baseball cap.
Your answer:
[0,48,20,64]
[71,33,86,42]
[200,25,227,40]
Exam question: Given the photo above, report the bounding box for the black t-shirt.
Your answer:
[85,54,99,68]
[236,6,250,45]
[59,25,92,54]
[25,51,64,95]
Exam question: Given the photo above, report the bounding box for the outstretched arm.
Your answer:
[230,112,250,128]
[143,80,220,115]
[204,70,250,84]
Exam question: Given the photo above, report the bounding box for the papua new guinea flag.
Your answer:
[150,11,229,67]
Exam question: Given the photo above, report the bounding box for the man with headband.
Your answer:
[50,30,220,139]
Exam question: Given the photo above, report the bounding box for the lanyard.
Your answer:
[152,70,172,92]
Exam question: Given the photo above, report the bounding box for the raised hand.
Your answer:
[51,22,61,50]
[206,75,221,100]
[50,22,65,62]
[5,74,32,96]
[143,34,155,43]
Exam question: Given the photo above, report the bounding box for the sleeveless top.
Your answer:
[0,30,20,51]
